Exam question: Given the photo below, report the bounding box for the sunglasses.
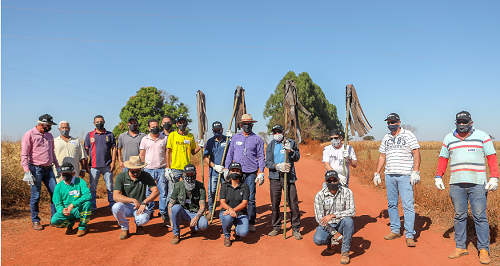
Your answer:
[325,178,338,183]
[330,137,340,140]
[387,121,398,125]
[272,131,283,134]
[456,120,469,125]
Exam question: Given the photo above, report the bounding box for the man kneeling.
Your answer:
[51,162,92,237]
[313,170,355,264]
[112,156,158,240]
[168,164,208,245]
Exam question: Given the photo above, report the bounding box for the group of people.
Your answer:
[20,110,498,264]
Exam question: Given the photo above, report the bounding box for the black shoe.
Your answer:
[149,211,154,220]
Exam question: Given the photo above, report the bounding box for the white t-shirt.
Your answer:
[379,129,420,175]
[322,145,357,178]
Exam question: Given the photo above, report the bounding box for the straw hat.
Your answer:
[124,156,147,169]
[239,114,257,123]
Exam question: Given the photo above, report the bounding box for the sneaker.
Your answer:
[448,248,468,259]
[479,249,490,265]
[32,222,43,230]
[224,237,232,247]
[76,228,87,237]
[340,252,350,264]
[249,225,256,233]
[119,230,129,240]
[171,235,180,245]
[268,230,280,237]
[149,211,154,220]
[406,238,416,247]
[162,218,171,228]
[136,226,145,235]
[292,230,303,240]
[384,232,401,240]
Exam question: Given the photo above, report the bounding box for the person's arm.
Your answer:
[113,190,139,205]
[191,135,200,155]
[265,142,276,170]
[314,192,326,224]
[375,153,386,174]
[224,139,235,169]
[70,179,92,208]
[51,136,59,168]
[322,147,333,171]
[257,139,265,173]
[110,146,117,172]
[323,162,334,171]
[144,186,159,204]
[52,185,65,213]
[139,150,146,163]
[118,148,124,169]
[412,148,421,172]
[166,148,172,168]
[349,147,358,168]
[21,132,32,172]
[289,140,300,162]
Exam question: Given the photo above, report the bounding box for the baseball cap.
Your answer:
[229,162,242,171]
[60,162,74,174]
[212,121,223,130]
[325,170,338,181]
[39,114,57,125]
[271,124,284,133]
[384,113,400,122]
[330,129,342,136]
[456,111,471,122]
[128,116,137,123]
[183,164,196,174]
[176,116,187,123]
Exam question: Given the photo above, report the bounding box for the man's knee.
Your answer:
[82,201,92,209]
[171,204,182,215]
[112,202,125,214]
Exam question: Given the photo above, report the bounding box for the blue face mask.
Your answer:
[388,124,399,132]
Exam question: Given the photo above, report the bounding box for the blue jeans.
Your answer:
[166,169,183,211]
[385,174,415,238]
[112,202,150,230]
[29,165,57,222]
[207,174,220,214]
[144,168,167,215]
[90,166,115,210]
[313,217,354,253]
[243,172,257,225]
[449,183,489,252]
[171,205,208,236]
[220,212,249,238]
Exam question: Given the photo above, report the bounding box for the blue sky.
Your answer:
[2,1,499,142]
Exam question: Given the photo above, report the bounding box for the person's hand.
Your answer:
[435,176,445,190]
[276,163,290,173]
[132,199,141,209]
[410,171,420,186]
[79,170,86,178]
[110,162,116,172]
[223,209,230,216]
[342,149,349,159]
[165,168,173,182]
[320,213,335,227]
[374,173,381,186]
[198,139,205,148]
[56,167,61,177]
[190,216,200,227]
[229,208,237,218]
[23,171,35,186]
[485,177,499,191]
[119,161,125,170]
[255,173,265,186]
[225,130,233,138]
[63,208,71,216]
[136,204,147,215]
[338,174,347,186]
[213,165,224,173]
[283,139,292,151]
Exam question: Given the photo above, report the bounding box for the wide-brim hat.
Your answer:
[239,114,257,123]
[124,156,147,169]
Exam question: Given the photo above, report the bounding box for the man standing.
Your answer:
[168,164,208,245]
[117,116,145,172]
[160,115,173,138]
[434,111,498,264]
[374,113,420,247]
[54,120,88,183]
[265,124,302,239]
[112,156,159,240]
[313,170,355,264]
[21,114,60,230]
[323,129,358,187]
[139,119,168,225]
[203,121,231,216]
[225,114,265,233]
[51,162,92,237]
[84,115,117,213]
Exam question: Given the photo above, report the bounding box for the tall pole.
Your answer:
[283,101,288,239]
[343,86,352,180]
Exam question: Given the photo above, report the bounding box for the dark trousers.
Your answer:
[270,175,301,231]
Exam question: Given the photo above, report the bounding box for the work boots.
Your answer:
[171,235,180,245]
[479,249,490,264]
[448,248,468,259]
[119,230,129,240]
[76,228,87,237]
[384,232,401,240]
[340,252,350,264]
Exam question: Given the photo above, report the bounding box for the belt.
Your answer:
[30,164,52,169]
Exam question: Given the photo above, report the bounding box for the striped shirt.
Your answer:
[379,129,420,175]
[314,186,355,227]
[439,127,496,185]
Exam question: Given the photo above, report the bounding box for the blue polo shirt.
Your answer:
[84,129,116,168]
[204,135,229,176]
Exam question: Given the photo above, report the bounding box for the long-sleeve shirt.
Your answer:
[52,177,91,214]
[265,139,300,182]
[314,186,355,227]
[21,127,59,172]
[225,132,265,173]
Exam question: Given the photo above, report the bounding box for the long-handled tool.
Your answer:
[209,86,244,224]
[283,85,289,239]
[196,90,208,185]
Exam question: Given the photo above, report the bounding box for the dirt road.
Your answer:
[1,157,483,265]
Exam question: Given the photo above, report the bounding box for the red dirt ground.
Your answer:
[1,157,488,265]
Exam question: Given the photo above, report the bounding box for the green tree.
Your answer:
[363,135,375,141]
[263,71,343,141]
[113,87,190,136]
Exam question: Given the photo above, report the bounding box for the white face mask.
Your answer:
[273,134,284,142]
[331,139,341,147]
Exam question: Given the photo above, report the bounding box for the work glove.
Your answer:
[485,177,499,191]
[373,173,381,186]
[222,169,229,182]
[255,173,265,186]
[283,139,292,151]
[23,171,35,186]
[213,164,224,173]
[56,167,61,177]
[165,168,174,182]
[434,176,445,190]
[410,171,420,186]
[198,139,205,148]
[338,173,347,186]
[276,163,291,173]
[225,130,233,138]
[342,149,349,159]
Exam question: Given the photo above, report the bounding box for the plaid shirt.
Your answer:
[314,186,355,228]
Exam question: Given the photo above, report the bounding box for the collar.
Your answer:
[64,176,77,185]
[127,131,142,137]
[146,133,164,140]
[56,136,75,141]
[323,186,341,197]
[31,126,45,136]
[453,126,475,140]
[227,181,244,188]
[93,129,109,135]
[389,128,405,138]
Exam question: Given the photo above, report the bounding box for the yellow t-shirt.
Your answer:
[167,131,197,170]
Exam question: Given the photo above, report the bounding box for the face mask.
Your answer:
[388,124,399,132]
[242,124,253,133]
[229,173,242,180]
[130,169,141,177]
[273,133,284,142]
[129,124,138,131]
[456,123,471,133]
[150,127,160,135]
[178,124,187,131]
[213,131,222,138]
[184,175,196,190]
[326,183,339,191]
[96,123,105,130]
[43,125,52,133]
[163,123,172,131]
[63,174,73,182]
[331,139,340,147]
[59,129,70,137]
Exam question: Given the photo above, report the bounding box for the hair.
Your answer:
[59,120,70,127]
[148,119,159,127]
[162,115,172,121]
[94,115,104,121]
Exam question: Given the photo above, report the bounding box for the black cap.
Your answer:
[330,129,342,136]
[271,124,284,133]
[456,111,472,122]
[228,162,242,171]
[39,114,57,125]
[384,113,400,122]
[212,121,223,130]
[325,170,338,181]
[60,162,74,174]
[176,116,187,123]
[183,164,196,174]
[128,116,137,123]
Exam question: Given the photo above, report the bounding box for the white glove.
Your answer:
[374,173,381,186]
[283,139,292,151]
[56,167,61,177]
[213,164,224,173]
[338,174,347,186]
[223,169,229,178]
[485,177,499,191]
[342,149,349,159]
[410,171,420,186]
[225,130,233,138]
[276,163,291,173]
[255,173,265,186]
[165,168,174,182]
[23,171,35,186]
[198,139,205,148]
[434,177,445,190]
